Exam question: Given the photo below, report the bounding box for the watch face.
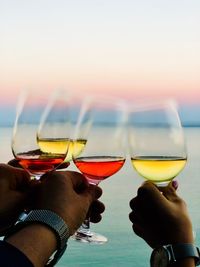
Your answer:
[150,247,170,267]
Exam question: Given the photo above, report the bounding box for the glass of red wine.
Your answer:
[11,89,71,180]
[72,96,127,244]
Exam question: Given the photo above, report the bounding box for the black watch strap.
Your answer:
[167,243,200,266]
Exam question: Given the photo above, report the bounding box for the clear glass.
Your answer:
[72,96,127,244]
[57,92,90,167]
[11,89,71,180]
[128,100,187,186]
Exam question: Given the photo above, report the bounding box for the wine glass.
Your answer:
[72,96,127,244]
[128,100,187,187]
[57,93,89,168]
[12,89,70,180]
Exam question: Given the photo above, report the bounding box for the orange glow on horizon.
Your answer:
[1,82,200,107]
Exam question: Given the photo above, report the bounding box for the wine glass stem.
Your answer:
[78,213,92,236]
[76,180,99,237]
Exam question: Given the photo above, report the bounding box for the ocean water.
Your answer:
[1,127,200,267]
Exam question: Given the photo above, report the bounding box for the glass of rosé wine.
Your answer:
[72,96,127,244]
[11,89,71,180]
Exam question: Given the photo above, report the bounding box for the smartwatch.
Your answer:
[150,244,200,267]
[4,210,70,267]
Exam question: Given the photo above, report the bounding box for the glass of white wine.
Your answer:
[128,100,187,186]
[57,92,89,167]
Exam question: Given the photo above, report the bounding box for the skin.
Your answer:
[0,162,104,267]
[7,159,104,226]
[0,163,32,235]
[6,170,104,267]
[129,181,195,267]
[29,170,104,235]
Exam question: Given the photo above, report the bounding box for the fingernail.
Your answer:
[172,180,178,190]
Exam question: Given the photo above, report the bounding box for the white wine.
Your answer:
[37,138,70,154]
[38,138,87,162]
[64,139,87,162]
[131,156,187,184]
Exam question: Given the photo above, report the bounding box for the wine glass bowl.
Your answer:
[128,100,187,187]
[56,94,89,167]
[12,90,70,180]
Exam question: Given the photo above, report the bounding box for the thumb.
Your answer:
[158,181,179,201]
[137,182,173,209]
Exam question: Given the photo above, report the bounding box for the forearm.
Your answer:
[6,224,57,267]
[0,241,34,267]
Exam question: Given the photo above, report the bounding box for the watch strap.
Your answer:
[166,243,200,266]
[23,210,69,250]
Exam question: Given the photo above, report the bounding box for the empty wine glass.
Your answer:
[72,96,127,244]
[12,89,70,180]
[128,100,187,187]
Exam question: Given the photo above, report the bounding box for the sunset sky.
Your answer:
[1,1,200,113]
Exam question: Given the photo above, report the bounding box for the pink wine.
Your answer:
[74,156,125,184]
[16,150,66,177]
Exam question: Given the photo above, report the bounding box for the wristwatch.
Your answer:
[4,210,70,267]
[150,244,200,267]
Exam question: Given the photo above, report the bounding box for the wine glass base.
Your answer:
[72,231,108,244]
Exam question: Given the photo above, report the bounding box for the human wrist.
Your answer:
[170,228,194,244]
[6,224,57,267]
[170,257,196,267]
[4,209,70,266]
[150,243,200,267]
[170,233,194,245]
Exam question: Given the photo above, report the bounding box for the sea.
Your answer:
[1,127,200,267]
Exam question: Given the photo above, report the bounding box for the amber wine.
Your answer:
[64,139,87,162]
[37,138,70,154]
[131,156,187,183]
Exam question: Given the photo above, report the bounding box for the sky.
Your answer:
[0,0,200,124]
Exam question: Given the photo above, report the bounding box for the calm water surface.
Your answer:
[1,127,200,267]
